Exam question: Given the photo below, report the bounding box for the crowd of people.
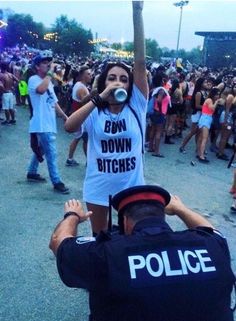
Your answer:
[1,43,236,195]
[1,1,236,319]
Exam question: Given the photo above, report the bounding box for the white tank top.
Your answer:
[72,81,88,102]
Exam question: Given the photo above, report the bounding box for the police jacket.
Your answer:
[56,217,235,321]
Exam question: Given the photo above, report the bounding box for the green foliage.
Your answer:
[160,46,202,64]
[110,39,162,60]
[145,38,162,60]
[5,13,45,48]
[51,15,94,55]
[124,41,134,52]
[4,13,93,55]
[3,11,203,63]
[112,38,161,59]
[185,47,202,65]
[111,42,122,50]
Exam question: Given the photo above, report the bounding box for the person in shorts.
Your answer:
[0,62,19,125]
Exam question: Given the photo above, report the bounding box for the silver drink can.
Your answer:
[113,88,127,103]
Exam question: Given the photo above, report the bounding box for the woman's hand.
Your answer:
[132,0,148,98]
[99,82,124,100]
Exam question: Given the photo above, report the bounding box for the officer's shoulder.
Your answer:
[94,229,127,243]
[75,236,96,245]
[192,226,226,239]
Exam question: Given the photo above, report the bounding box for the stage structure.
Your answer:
[195,32,236,68]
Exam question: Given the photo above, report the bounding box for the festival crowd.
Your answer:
[1,46,236,187]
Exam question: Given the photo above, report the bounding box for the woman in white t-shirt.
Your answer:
[65,1,148,236]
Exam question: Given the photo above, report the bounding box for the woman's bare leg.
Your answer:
[198,127,209,159]
[86,202,109,235]
[181,123,198,148]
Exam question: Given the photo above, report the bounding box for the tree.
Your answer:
[161,48,175,58]
[145,38,162,61]
[124,41,134,52]
[5,13,45,48]
[111,38,162,60]
[52,15,72,34]
[185,47,202,65]
[111,42,122,50]
[51,15,94,55]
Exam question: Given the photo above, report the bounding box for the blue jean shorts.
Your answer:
[198,114,212,129]
[191,111,201,124]
[150,111,166,125]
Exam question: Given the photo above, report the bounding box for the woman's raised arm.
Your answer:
[132,1,148,98]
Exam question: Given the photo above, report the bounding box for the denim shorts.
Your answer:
[191,111,201,124]
[198,114,212,129]
[150,111,166,125]
[2,92,14,110]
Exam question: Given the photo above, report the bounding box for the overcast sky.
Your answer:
[2,0,236,50]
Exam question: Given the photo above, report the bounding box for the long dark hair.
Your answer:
[192,77,206,98]
[208,87,220,100]
[169,78,180,96]
[97,62,133,108]
[191,77,206,105]
[152,71,165,88]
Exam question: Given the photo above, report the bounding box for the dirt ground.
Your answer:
[0,106,235,321]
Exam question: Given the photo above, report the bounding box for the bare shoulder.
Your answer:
[226,94,234,103]
[77,86,89,99]
[205,98,212,105]
[195,91,201,97]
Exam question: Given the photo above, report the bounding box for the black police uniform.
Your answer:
[56,217,235,321]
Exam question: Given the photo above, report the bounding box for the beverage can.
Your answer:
[113,88,127,103]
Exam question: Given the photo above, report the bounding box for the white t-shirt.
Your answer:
[72,81,88,102]
[28,75,58,133]
[83,84,147,206]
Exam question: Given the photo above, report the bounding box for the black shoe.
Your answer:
[198,157,209,163]
[225,143,233,149]
[65,159,79,166]
[230,205,236,212]
[152,153,165,158]
[1,120,10,125]
[27,173,46,182]
[216,153,229,161]
[164,137,175,144]
[54,182,70,194]
[9,119,16,125]
[179,147,186,154]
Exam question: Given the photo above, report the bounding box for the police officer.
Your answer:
[49,185,236,321]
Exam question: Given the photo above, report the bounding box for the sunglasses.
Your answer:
[106,61,132,71]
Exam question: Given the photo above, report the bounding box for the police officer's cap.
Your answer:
[111,185,171,215]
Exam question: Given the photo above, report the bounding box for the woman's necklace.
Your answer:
[109,111,122,122]
[107,105,125,122]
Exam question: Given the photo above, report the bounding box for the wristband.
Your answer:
[64,211,81,222]
[90,94,104,109]
[46,71,54,78]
